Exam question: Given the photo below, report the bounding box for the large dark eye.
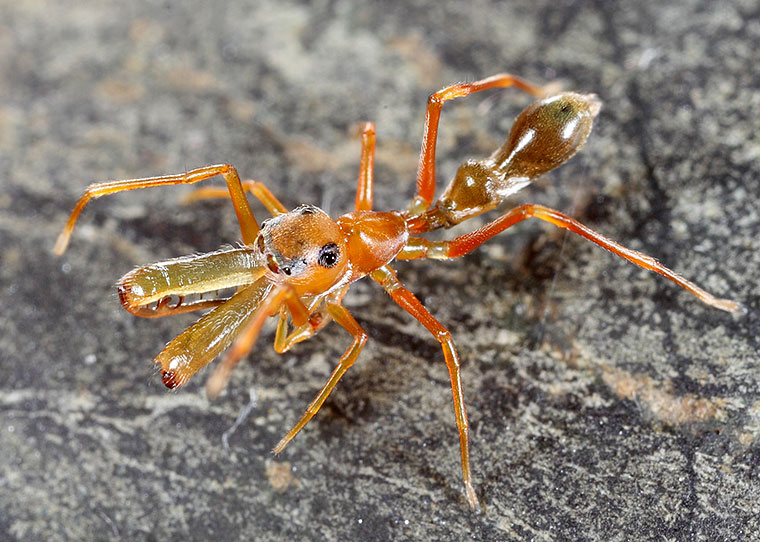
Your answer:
[317,243,340,268]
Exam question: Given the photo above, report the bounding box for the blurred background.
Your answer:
[1,1,758,540]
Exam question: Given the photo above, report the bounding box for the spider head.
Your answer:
[254,204,349,295]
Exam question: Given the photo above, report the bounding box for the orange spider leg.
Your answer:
[273,298,367,454]
[205,284,315,398]
[399,203,740,313]
[370,264,480,510]
[274,300,332,353]
[183,180,288,216]
[355,122,376,211]
[411,73,548,215]
[54,164,259,254]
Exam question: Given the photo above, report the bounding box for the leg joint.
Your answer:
[428,93,447,107]
[436,329,452,343]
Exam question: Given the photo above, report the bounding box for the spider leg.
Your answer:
[273,298,367,454]
[183,179,288,216]
[399,203,740,313]
[370,264,480,510]
[273,302,332,353]
[54,164,259,254]
[272,287,350,354]
[411,73,547,215]
[355,122,376,211]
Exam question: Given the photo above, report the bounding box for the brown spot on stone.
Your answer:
[602,367,724,426]
[265,460,298,492]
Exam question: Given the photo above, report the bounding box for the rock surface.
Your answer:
[1,1,758,540]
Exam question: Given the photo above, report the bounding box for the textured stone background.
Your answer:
[1,1,759,540]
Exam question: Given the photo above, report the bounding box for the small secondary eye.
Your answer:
[317,243,340,268]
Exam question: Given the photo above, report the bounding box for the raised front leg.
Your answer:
[370,264,480,510]
[55,164,259,254]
